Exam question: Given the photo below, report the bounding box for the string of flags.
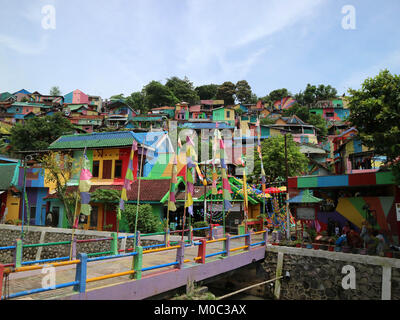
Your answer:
[118,139,138,219]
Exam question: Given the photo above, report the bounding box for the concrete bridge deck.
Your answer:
[4,234,266,300]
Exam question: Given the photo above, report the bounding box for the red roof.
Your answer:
[44,179,171,202]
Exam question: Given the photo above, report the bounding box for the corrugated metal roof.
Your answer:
[48,131,170,151]
[0,164,18,190]
[49,131,136,149]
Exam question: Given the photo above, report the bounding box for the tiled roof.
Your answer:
[48,131,169,151]
[48,131,136,150]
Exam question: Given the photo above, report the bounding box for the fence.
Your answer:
[0,229,267,300]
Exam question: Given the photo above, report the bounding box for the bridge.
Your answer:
[0,229,268,300]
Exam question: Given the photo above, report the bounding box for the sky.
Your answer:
[1,0,400,99]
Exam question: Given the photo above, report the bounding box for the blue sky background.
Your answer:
[1,0,400,99]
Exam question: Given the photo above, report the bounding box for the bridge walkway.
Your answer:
[4,234,264,300]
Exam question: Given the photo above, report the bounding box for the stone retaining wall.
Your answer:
[261,245,400,300]
[0,225,164,264]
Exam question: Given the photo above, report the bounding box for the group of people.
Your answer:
[330,219,390,256]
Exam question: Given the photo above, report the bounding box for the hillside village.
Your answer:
[0,79,398,249]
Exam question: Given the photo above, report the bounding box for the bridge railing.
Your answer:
[0,226,214,268]
[0,228,267,300]
[193,229,268,264]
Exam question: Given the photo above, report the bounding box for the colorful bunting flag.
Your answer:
[79,148,92,217]
[219,138,232,211]
[185,136,196,216]
[256,117,266,193]
[168,154,178,212]
[119,140,138,216]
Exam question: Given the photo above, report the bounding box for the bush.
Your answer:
[192,221,209,237]
[122,204,161,234]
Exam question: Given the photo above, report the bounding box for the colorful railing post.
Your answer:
[190,226,193,244]
[71,237,77,260]
[110,232,118,256]
[263,228,268,244]
[245,231,252,251]
[74,253,88,293]
[196,239,206,264]
[176,240,185,269]
[133,246,143,280]
[164,228,169,247]
[224,233,230,257]
[135,231,141,248]
[13,239,23,269]
[0,264,4,298]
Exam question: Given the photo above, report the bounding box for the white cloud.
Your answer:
[0,34,49,55]
[340,49,400,92]
[171,0,324,84]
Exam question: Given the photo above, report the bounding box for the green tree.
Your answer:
[348,69,400,181]
[282,103,310,121]
[195,84,219,100]
[10,112,75,152]
[142,81,179,109]
[252,134,308,182]
[40,152,79,227]
[110,94,125,100]
[50,86,61,96]
[165,76,200,105]
[308,113,328,137]
[235,80,252,104]
[216,81,236,105]
[121,204,162,233]
[295,84,337,106]
[268,88,291,103]
[126,92,145,113]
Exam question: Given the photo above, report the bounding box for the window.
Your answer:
[226,111,230,118]
[52,206,59,226]
[102,160,112,179]
[92,160,100,178]
[114,160,123,178]
[90,206,98,228]
[326,112,334,118]
[30,206,36,220]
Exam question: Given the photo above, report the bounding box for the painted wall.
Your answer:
[4,191,20,222]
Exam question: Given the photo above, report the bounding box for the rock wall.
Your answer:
[260,246,400,300]
[0,225,163,265]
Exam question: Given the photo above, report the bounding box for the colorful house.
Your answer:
[309,98,350,122]
[212,106,235,126]
[288,170,400,244]
[332,127,386,174]
[45,131,174,230]
[0,160,21,224]
[8,102,51,115]
[29,92,64,106]
[13,89,31,102]
[105,99,136,128]
[150,106,176,119]
[175,102,190,121]
[272,97,296,111]
[0,92,16,103]
[63,89,89,104]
